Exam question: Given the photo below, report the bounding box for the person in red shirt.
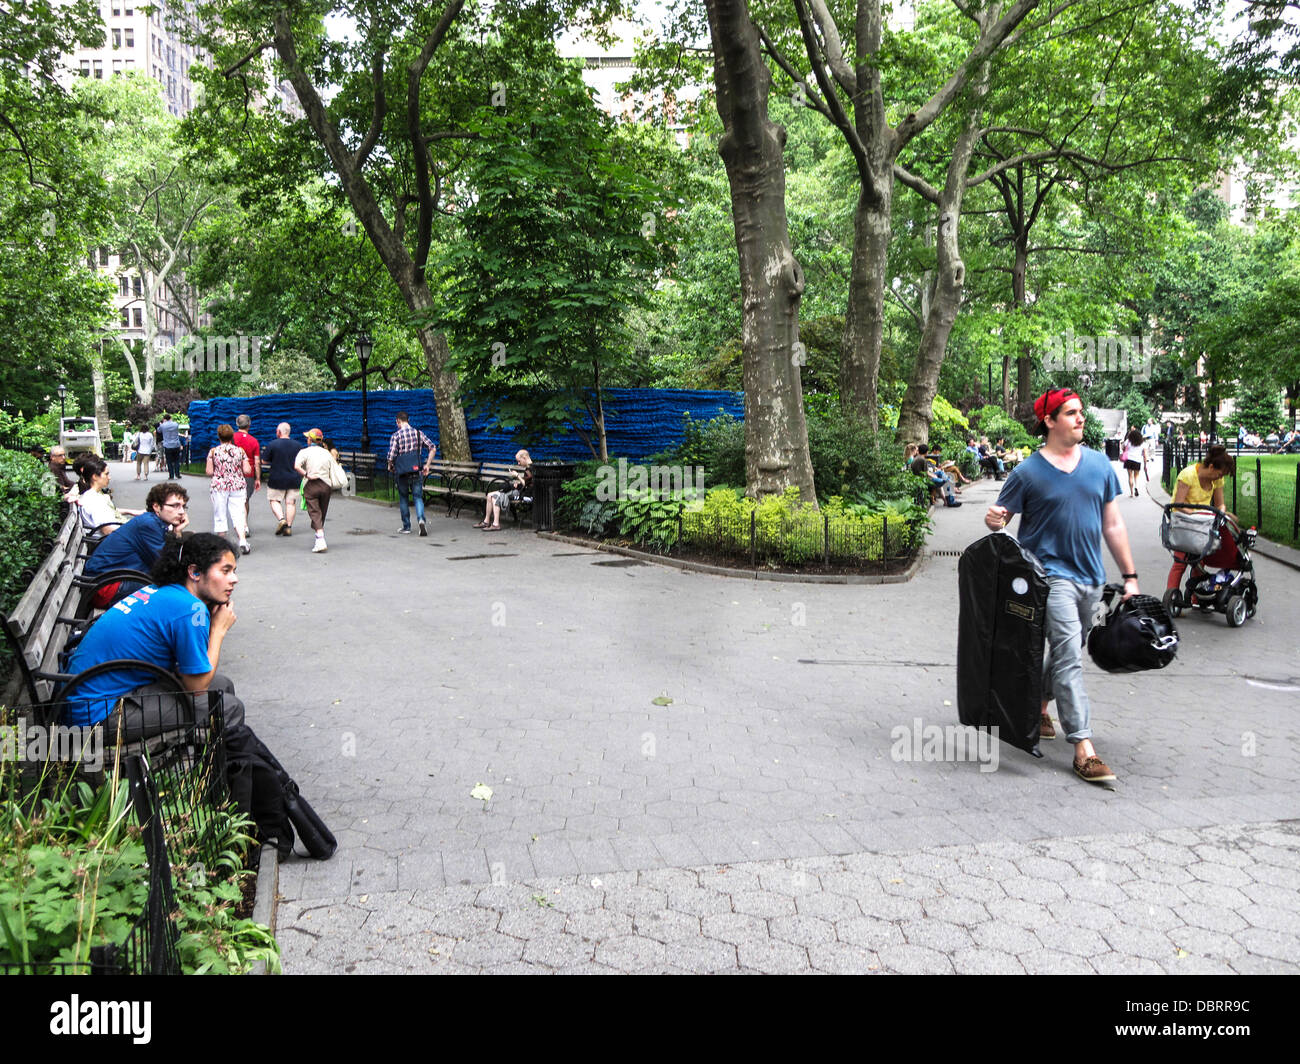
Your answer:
[232,414,261,540]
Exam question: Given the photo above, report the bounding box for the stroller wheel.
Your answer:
[1226,594,1247,628]
[1162,589,1183,619]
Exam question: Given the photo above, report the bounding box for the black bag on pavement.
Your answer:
[957,532,1050,756]
[224,724,337,860]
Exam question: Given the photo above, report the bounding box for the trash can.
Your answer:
[530,461,578,531]
[1105,438,1121,461]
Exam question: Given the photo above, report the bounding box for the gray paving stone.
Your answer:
[1090,952,1166,975]
[1017,948,1095,975]
[521,933,596,968]
[700,912,769,946]
[836,916,905,950]
[971,921,1039,954]
[769,914,837,948]
[729,889,797,919]
[563,909,633,944]
[662,938,738,973]
[1100,925,1182,962]
[877,943,954,974]
[898,919,974,953]
[949,947,1024,974]
[985,896,1051,929]
[807,941,880,974]
[1233,927,1300,963]
[632,909,701,945]
[1032,923,1110,958]
[450,933,525,967]
[594,935,668,970]
[1236,903,1300,935]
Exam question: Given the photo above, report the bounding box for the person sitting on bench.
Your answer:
[82,482,190,608]
[61,532,246,742]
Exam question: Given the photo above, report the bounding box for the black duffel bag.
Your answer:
[224,724,337,860]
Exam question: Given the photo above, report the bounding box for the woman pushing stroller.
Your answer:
[1166,445,1239,590]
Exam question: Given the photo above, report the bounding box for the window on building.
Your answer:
[112,59,121,73]
[133,308,143,328]
[92,59,103,79]
[124,5,133,14]
[124,58,133,69]
[119,276,129,296]
[120,309,130,328]
[125,29,134,47]
[112,28,121,47]
[133,277,143,298]
[98,247,109,266]
[79,60,90,77]
[111,3,121,15]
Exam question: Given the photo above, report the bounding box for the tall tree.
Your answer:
[703,0,817,501]
[437,65,677,460]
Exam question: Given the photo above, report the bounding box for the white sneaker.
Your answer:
[312,537,327,553]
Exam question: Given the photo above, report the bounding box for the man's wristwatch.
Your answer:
[1122,572,1138,581]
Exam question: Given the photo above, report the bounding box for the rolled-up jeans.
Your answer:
[1041,577,1103,743]
[396,471,425,529]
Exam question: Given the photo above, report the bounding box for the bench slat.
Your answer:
[8,509,81,636]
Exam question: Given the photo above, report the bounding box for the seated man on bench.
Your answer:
[82,482,190,608]
[61,533,246,742]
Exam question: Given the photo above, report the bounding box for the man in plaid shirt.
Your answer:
[387,412,436,535]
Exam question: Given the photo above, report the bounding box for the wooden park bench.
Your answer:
[334,450,377,493]
[422,459,533,524]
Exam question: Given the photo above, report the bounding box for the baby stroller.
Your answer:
[1160,503,1258,627]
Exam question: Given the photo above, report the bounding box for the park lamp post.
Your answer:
[357,332,373,452]
[57,383,66,422]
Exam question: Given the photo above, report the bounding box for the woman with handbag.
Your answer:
[294,428,346,553]
[1166,444,1239,591]
[207,424,253,555]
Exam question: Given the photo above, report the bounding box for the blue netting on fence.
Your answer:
[187,388,745,462]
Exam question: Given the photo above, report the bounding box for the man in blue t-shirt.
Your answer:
[83,482,189,608]
[985,388,1140,785]
[62,533,245,741]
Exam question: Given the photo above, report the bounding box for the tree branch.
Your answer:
[354,47,387,171]
[894,163,941,204]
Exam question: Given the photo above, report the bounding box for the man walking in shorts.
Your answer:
[262,422,303,536]
[984,388,1141,784]
[232,414,261,539]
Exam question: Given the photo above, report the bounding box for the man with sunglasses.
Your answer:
[82,481,190,608]
[985,389,1140,784]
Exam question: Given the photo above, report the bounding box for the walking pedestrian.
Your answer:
[262,422,303,536]
[160,413,183,479]
[232,414,261,540]
[984,388,1140,784]
[386,412,436,536]
[132,423,156,480]
[206,423,252,555]
[294,428,335,553]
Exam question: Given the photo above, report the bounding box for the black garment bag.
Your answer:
[957,532,1050,756]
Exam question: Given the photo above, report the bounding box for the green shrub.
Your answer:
[554,459,607,529]
[805,409,914,500]
[1083,412,1105,449]
[967,404,1036,450]
[612,491,685,551]
[673,412,746,489]
[0,450,61,613]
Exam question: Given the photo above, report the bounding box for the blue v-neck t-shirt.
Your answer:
[996,448,1121,585]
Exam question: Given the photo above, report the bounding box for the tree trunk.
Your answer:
[91,342,111,441]
[840,185,891,428]
[896,11,996,444]
[1012,239,1035,423]
[410,305,472,462]
[705,0,817,503]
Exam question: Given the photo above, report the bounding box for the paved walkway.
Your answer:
[108,461,1300,974]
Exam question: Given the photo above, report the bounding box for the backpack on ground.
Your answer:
[223,724,337,860]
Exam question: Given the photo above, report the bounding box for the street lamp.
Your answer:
[57,383,66,422]
[357,332,373,452]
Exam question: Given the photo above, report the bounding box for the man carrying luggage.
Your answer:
[984,388,1140,784]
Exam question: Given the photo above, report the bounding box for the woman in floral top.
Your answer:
[206,423,253,554]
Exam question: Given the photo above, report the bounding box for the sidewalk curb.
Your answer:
[249,843,279,976]
[536,530,923,584]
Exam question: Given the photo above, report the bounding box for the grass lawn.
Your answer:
[1225,455,1299,544]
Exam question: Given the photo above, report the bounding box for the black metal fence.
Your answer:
[1162,441,1300,544]
[1,697,228,975]
[673,509,923,571]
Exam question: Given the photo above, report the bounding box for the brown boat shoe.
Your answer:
[1074,755,1117,784]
